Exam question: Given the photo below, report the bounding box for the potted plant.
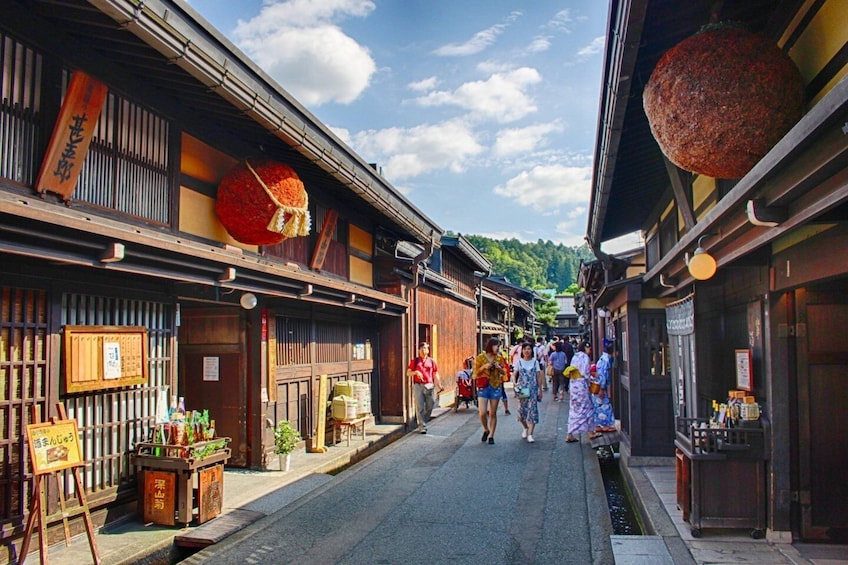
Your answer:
[273,420,301,472]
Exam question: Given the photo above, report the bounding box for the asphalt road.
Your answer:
[182,396,614,564]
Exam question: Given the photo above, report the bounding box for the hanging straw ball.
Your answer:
[643,24,804,179]
[215,159,311,246]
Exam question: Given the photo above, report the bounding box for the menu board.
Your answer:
[26,419,83,474]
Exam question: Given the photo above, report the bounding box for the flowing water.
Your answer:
[598,447,644,535]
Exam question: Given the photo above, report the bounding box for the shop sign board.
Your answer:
[64,325,148,393]
[142,470,176,526]
[26,419,83,474]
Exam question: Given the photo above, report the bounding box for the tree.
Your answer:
[534,291,559,329]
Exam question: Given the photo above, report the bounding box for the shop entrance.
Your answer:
[178,307,248,467]
[795,280,848,541]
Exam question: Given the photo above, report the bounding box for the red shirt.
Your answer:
[408,356,438,384]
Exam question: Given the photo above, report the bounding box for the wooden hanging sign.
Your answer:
[35,70,108,200]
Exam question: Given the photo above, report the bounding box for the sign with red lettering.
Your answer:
[26,419,83,474]
[35,70,108,200]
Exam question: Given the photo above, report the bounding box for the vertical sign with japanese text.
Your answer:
[35,70,108,199]
[142,470,176,526]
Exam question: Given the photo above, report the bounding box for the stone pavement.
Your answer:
[38,393,848,565]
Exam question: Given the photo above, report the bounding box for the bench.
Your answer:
[331,416,369,446]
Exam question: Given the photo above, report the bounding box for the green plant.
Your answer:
[273,420,301,455]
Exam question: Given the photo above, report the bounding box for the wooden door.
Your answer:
[181,350,245,466]
[796,282,848,540]
[178,308,248,467]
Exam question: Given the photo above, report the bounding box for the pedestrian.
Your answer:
[500,345,513,416]
[548,341,567,401]
[406,342,442,434]
[452,356,475,413]
[590,342,617,437]
[534,336,549,390]
[512,342,543,443]
[565,341,594,443]
[562,338,575,395]
[474,337,507,445]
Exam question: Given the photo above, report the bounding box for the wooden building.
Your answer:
[0,0,487,554]
[589,0,848,542]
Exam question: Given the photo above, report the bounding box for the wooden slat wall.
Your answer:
[0,287,47,531]
[416,288,478,393]
[61,295,174,498]
[0,32,43,186]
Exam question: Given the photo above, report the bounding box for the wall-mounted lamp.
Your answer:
[100,242,125,263]
[746,199,787,227]
[218,267,237,283]
[687,234,718,281]
[239,292,258,310]
[597,307,609,318]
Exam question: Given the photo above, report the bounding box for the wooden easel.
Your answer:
[19,403,101,565]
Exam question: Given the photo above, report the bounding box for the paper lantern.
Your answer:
[215,160,311,245]
[643,24,804,179]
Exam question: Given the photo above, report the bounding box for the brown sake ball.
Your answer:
[643,26,804,179]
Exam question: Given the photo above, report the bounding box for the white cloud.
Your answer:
[232,0,377,106]
[577,36,605,58]
[492,121,564,158]
[545,9,575,33]
[493,164,591,212]
[526,36,552,53]
[350,119,484,180]
[408,76,439,92]
[433,11,522,56]
[412,67,541,123]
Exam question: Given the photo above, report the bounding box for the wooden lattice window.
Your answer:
[0,287,47,527]
[70,70,171,225]
[0,32,43,186]
[275,317,310,366]
[61,294,173,496]
[316,321,348,363]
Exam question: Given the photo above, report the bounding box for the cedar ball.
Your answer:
[643,25,804,179]
[215,160,307,246]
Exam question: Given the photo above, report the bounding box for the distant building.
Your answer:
[552,295,579,339]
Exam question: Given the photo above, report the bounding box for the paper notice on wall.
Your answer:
[203,357,220,381]
[103,341,122,379]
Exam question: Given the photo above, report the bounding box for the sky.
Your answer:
[185,0,640,251]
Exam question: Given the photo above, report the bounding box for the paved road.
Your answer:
[182,397,614,564]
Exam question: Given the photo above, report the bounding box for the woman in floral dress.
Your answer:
[590,342,617,437]
[512,342,544,443]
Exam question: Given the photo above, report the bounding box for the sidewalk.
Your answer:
[43,418,412,565]
[620,458,848,565]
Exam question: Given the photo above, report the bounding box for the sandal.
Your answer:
[566,435,578,443]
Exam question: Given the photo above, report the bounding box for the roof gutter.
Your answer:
[587,0,650,249]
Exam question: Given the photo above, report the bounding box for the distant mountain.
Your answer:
[463,235,595,293]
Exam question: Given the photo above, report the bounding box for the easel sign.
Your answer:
[20,405,101,565]
[26,419,83,474]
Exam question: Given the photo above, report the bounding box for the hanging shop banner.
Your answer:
[26,419,83,474]
[64,325,148,393]
[35,70,108,200]
[666,293,695,336]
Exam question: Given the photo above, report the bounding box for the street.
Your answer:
[182,397,614,564]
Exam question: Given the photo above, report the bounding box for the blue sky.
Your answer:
[185,0,634,250]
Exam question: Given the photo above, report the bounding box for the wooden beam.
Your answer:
[663,156,696,230]
[309,209,338,271]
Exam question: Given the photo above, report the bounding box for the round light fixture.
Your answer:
[239,292,258,310]
[688,248,717,280]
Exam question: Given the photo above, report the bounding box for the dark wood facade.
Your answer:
[588,0,848,543]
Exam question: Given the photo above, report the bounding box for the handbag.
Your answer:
[516,386,531,399]
[475,376,489,390]
[545,364,553,377]
[589,381,602,395]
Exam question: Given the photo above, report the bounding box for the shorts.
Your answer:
[476,384,504,400]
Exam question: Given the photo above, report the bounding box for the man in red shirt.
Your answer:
[406,342,443,433]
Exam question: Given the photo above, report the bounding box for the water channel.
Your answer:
[597,446,644,535]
